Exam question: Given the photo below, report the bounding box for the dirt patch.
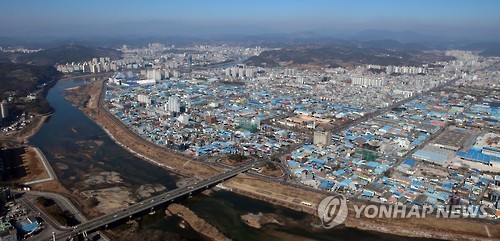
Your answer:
[345,215,499,241]
[80,171,124,186]
[340,200,500,240]
[226,175,324,215]
[166,203,231,241]
[240,212,283,229]
[0,146,49,183]
[80,186,134,213]
[219,154,249,167]
[18,147,50,182]
[257,161,284,177]
[135,184,167,199]
[241,212,263,228]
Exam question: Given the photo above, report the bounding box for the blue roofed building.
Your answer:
[15,218,39,237]
[412,150,448,165]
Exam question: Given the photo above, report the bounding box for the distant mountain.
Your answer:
[460,41,500,57]
[18,44,121,66]
[0,36,22,46]
[349,29,447,43]
[356,39,430,52]
[244,42,454,69]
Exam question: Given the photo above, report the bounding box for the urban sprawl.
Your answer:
[57,44,500,218]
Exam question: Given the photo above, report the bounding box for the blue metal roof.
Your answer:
[403,159,416,166]
[365,161,379,168]
[456,149,500,164]
[362,190,374,197]
[381,125,392,131]
[20,221,38,233]
[413,150,447,163]
[320,180,334,188]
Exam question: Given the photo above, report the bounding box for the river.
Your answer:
[29,77,439,241]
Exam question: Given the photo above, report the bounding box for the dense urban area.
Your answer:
[0,41,499,241]
[99,44,499,214]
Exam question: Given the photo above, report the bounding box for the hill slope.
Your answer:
[0,62,61,113]
[0,62,60,96]
[245,43,454,69]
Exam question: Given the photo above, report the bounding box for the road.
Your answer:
[19,196,69,241]
[23,190,87,223]
[13,190,85,241]
[14,190,111,241]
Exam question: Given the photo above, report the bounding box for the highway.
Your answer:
[57,162,256,239]
[24,190,87,223]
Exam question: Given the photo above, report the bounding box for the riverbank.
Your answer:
[69,78,499,240]
[0,72,114,145]
[66,79,222,179]
[24,75,171,219]
[0,114,49,144]
[227,175,500,240]
[0,114,53,184]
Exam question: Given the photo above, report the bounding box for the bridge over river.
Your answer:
[56,162,257,240]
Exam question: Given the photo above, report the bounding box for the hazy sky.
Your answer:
[1,0,499,39]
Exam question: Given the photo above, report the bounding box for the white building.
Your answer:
[178,114,190,124]
[351,77,387,87]
[314,130,332,146]
[136,79,156,86]
[167,96,180,113]
[137,94,151,104]
[147,69,162,81]
[0,100,8,119]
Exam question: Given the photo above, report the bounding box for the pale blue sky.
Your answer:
[1,0,499,39]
